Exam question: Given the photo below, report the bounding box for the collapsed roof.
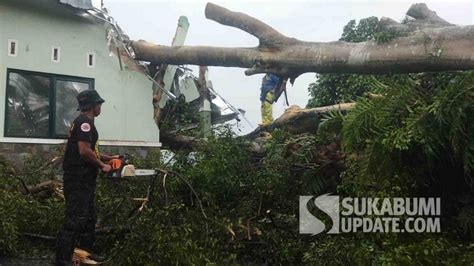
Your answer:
[53,0,246,126]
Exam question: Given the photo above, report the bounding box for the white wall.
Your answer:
[0,2,160,146]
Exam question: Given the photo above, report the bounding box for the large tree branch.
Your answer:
[129,3,474,80]
[130,44,258,69]
[131,26,474,78]
[204,3,296,48]
[247,103,355,137]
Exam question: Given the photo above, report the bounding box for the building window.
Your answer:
[87,52,95,68]
[52,46,61,63]
[8,39,18,57]
[4,69,94,138]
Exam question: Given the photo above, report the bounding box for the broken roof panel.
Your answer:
[59,0,93,10]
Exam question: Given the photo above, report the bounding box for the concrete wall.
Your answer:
[0,142,159,167]
[0,1,160,147]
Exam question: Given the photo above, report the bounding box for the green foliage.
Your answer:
[174,127,253,203]
[0,155,64,257]
[303,233,474,265]
[1,116,474,263]
[342,72,474,178]
[0,192,20,256]
[307,73,376,108]
[93,127,319,264]
[458,206,474,240]
[340,17,379,42]
[304,16,474,264]
[307,17,380,108]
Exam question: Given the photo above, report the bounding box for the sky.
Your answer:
[94,0,473,134]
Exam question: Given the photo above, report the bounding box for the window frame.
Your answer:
[4,68,95,139]
[7,39,18,57]
[87,52,95,68]
[51,46,61,63]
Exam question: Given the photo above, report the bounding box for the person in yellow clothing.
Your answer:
[260,73,280,125]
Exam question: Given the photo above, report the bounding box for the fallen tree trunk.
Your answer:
[247,103,355,137]
[160,133,200,151]
[129,3,474,81]
[162,102,355,151]
[136,2,470,147]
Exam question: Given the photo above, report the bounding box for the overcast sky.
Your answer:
[97,0,473,134]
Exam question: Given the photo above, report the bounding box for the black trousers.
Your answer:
[56,167,98,265]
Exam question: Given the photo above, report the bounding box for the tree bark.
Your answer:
[129,3,474,81]
[160,133,200,150]
[247,103,355,137]
[160,102,355,151]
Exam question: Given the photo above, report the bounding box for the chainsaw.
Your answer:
[107,155,160,213]
[107,154,157,179]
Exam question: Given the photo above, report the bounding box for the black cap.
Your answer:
[77,90,105,111]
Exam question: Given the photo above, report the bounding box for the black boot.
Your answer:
[55,229,75,266]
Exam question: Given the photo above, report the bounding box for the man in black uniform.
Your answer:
[56,90,117,265]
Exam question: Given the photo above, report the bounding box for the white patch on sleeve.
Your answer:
[80,123,91,132]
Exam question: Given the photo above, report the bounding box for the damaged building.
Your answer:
[0,0,242,161]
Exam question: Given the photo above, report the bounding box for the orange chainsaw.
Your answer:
[107,154,157,179]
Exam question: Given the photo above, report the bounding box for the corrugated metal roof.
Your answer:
[59,0,93,10]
